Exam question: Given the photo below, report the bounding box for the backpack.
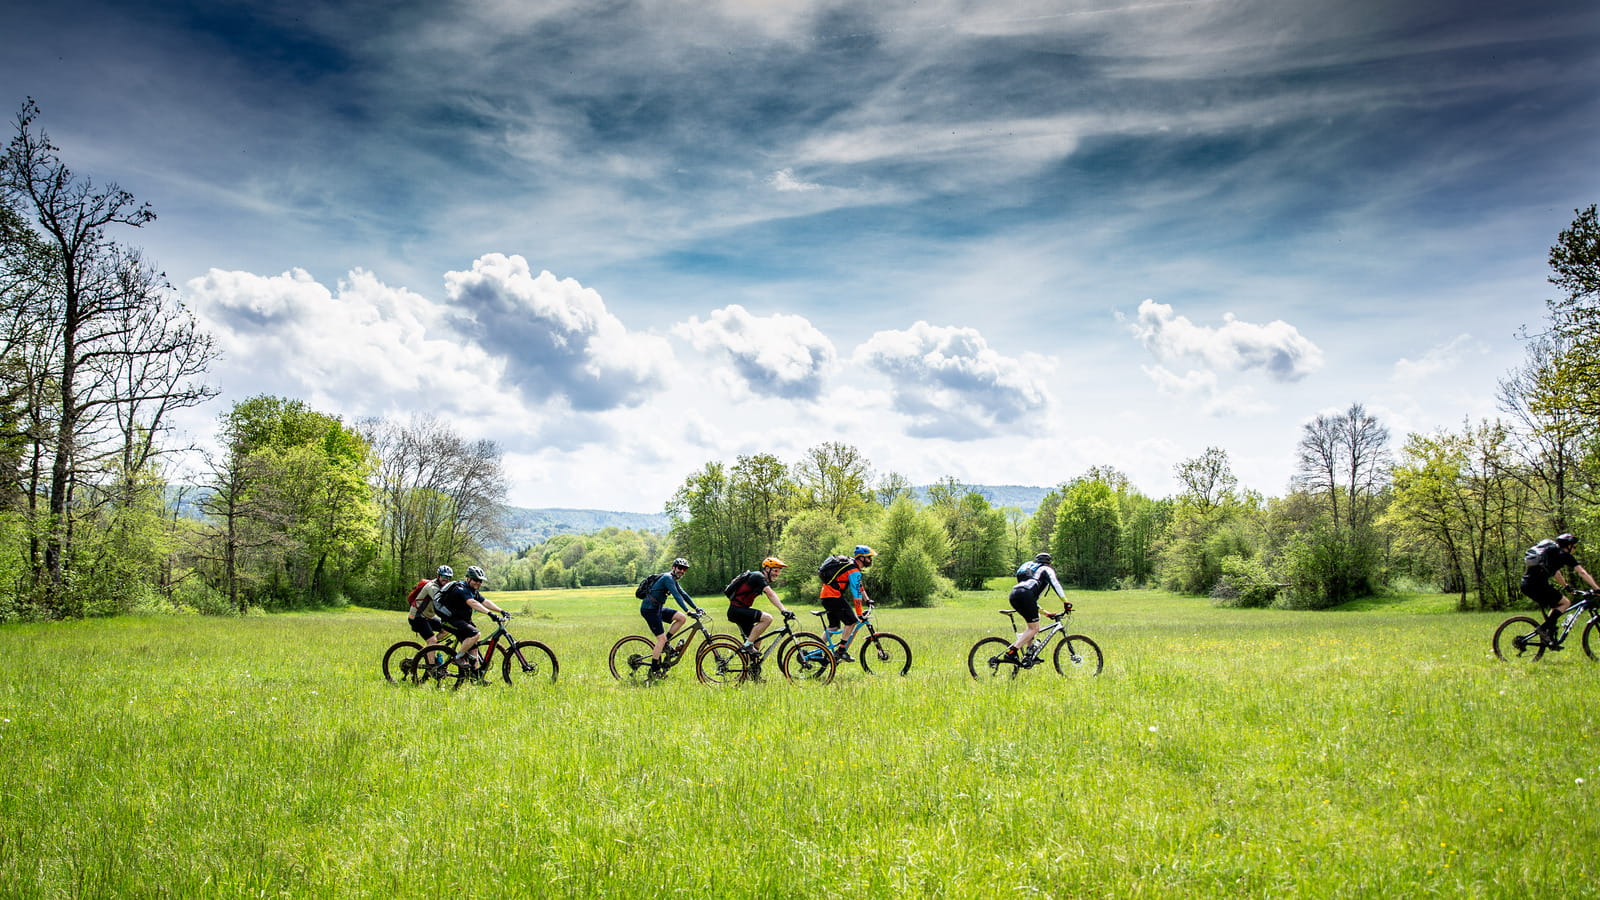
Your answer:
[818,554,854,584]
[404,579,429,611]
[634,573,663,600]
[724,571,761,604]
[1524,539,1562,575]
[1015,561,1042,583]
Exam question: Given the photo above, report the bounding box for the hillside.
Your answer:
[496,507,670,549]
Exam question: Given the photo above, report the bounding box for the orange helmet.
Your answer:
[762,556,787,570]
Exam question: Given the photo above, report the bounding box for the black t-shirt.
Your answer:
[434,580,484,619]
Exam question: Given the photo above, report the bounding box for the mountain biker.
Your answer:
[1003,552,1069,661]
[819,545,875,662]
[725,556,795,655]
[407,565,454,647]
[1520,533,1600,640]
[641,558,705,671]
[433,565,509,671]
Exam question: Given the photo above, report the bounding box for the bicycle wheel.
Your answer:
[1492,616,1546,664]
[780,638,835,685]
[1053,634,1103,677]
[1585,619,1600,662]
[858,632,912,676]
[412,645,466,689]
[968,636,1020,680]
[382,640,422,683]
[696,637,750,685]
[608,635,658,684]
[502,641,559,685]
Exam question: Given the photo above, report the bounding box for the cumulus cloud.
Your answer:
[1392,334,1483,382]
[855,322,1050,440]
[444,253,670,411]
[675,304,837,400]
[184,266,502,417]
[1130,299,1323,382]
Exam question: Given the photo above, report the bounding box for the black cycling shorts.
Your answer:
[726,604,764,637]
[821,596,858,629]
[640,603,684,637]
[438,615,479,640]
[408,615,443,639]
[1520,577,1563,610]
[1008,584,1041,624]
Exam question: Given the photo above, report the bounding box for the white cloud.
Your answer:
[444,253,671,411]
[855,322,1051,440]
[768,167,822,192]
[1130,298,1324,382]
[675,304,837,400]
[1392,333,1484,382]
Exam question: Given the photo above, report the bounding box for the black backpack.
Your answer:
[1524,540,1562,576]
[634,573,662,599]
[818,554,853,584]
[724,571,760,602]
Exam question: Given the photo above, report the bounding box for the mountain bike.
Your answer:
[411,613,559,689]
[695,612,834,685]
[383,635,429,683]
[1492,588,1600,664]
[608,609,728,685]
[800,604,912,675]
[968,606,1103,680]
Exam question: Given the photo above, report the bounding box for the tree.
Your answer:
[1543,205,1600,416]
[793,442,872,521]
[866,495,950,607]
[1052,478,1121,589]
[1,99,215,614]
[1286,402,1391,606]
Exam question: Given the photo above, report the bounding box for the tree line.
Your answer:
[4,97,1598,618]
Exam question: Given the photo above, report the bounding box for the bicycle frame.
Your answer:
[997,609,1065,662]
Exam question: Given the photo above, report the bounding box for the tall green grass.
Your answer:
[0,587,1594,898]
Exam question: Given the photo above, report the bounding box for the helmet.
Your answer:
[853,545,875,558]
[762,556,787,569]
[465,565,486,582]
[1558,533,1579,547]
[437,565,454,579]
[1034,553,1052,565]
[672,557,691,569]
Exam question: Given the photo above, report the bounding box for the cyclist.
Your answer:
[1520,533,1600,640]
[1003,552,1069,661]
[725,556,796,655]
[433,565,509,671]
[407,565,453,647]
[819,545,875,662]
[641,557,706,672]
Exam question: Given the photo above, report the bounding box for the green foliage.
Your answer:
[866,496,952,607]
[1052,479,1122,589]
[773,509,852,604]
[1210,554,1280,608]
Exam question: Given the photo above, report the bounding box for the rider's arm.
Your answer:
[848,570,866,614]
[1575,564,1600,591]
[1042,565,1068,603]
[665,574,699,613]
[763,585,790,616]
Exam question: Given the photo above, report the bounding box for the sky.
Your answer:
[5,0,1598,512]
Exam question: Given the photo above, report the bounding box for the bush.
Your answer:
[1211,555,1280,608]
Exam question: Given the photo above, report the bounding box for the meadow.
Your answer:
[0,584,1595,899]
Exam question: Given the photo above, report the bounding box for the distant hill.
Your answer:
[496,506,670,549]
[912,484,1051,514]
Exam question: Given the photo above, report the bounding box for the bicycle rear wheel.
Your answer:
[382,640,422,683]
[858,632,911,676]
[780,638,835,685]
[608,635,657,684]
[1053,634,1103,677]
[696,637,750,685]
[968,636,1020,680]
[1492,616,1546,664]
[411,645,466,689]
[503,640,559,685]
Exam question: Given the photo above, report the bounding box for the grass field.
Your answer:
[1,585,1596,898]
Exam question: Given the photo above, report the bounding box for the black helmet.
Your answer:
[1034,552,1052,564]
[465,565,487,582]
[1557,533,1579,547]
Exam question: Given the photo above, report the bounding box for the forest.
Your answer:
[5,96,1600,620]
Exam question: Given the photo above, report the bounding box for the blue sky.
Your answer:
[5,0,1597,511]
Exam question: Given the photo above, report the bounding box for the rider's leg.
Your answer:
[746,610,773,647]
[644,605,670,662]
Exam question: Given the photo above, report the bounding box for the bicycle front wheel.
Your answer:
[382,640,422,683]
[1053,634,1103,677]
[411,645,467,689]
[1582,618,1600,662]
[1492,616,1545,664]
[859,633,912,676]
[503,641,559,685]
[968,636,1020,680]
[696,637,750,685]
[608,635,657,684]
[780,638,835,685]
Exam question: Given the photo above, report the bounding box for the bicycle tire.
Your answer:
[780,638,835,685]
[382,640,422,684]
[696,637,750,685]
[968,636,1020,680]
[1053,634,1103,677]
[1583,618,1600,662]
[503,640,559,685]
[608,635,658,684]
[1492,615,1546,664]
[858,632,912,676]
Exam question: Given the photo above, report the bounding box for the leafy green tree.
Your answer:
[773,509,852,604]
[1052,479,1121,589]
[868,495,951,606]
[793,442,872,521]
